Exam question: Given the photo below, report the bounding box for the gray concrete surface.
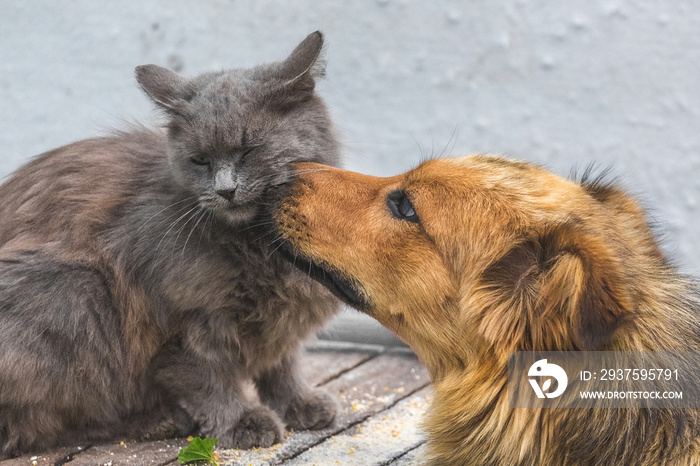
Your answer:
[1,1,699,344]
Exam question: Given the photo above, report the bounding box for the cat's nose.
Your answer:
[216,188,236,202]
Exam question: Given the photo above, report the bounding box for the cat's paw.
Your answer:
[140,406,196,441]
[284,388,339,431]
[219,406,284,450]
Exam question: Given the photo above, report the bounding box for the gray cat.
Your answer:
[0,31,340,457]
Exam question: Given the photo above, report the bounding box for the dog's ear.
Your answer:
[475,223,630,350]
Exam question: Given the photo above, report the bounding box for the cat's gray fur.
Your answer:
[0,31,340,457]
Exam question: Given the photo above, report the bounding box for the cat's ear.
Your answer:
[273,31,326,106]
[135,65,186,112]
[280,31,326,82]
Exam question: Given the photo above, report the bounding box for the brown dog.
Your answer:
[271,156,700,465]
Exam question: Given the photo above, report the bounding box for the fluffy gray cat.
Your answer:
[0,31,340,457]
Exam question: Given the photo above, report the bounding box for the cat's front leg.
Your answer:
[152,343,283,449]
[255,351,339,431]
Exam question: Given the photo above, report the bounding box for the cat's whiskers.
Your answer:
[198,209,215,252]
[137,200,201,242]
[135,196,199,233]
[180,208,208,262]
[262,231,283,248]
[242,219,276,234]
[168,205,204,265]
[265,236,288,260]
[247,227,278,247]
[150,203,201,272]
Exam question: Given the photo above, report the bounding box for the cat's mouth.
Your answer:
[208,200,259,225]
[277,244,369,311]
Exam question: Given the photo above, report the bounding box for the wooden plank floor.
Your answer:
[3,341,431,466]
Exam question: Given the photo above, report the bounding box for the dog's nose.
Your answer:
[216,188,236,202]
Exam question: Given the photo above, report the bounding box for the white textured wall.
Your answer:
[2,1,699,342]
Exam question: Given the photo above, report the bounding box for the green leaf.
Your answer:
[178,437,219,465]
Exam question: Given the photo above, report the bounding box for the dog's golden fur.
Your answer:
[273,156,700,465]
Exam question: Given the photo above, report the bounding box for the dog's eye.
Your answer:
[387,191,419,223]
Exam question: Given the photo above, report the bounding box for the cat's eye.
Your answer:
[190,155,211,166]
[387,190,419,224]
[240,146,259,161]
